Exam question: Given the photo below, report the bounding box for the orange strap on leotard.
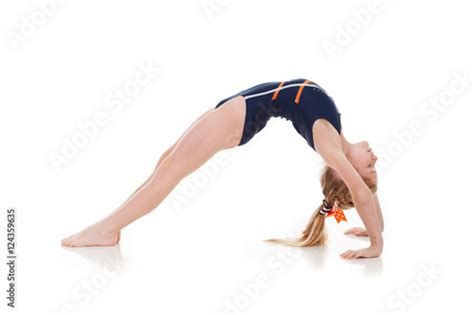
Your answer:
[294,79,311,104]
[271,81,285,100]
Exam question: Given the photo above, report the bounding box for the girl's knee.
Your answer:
[155,144,176,169]
[155,153,188,178]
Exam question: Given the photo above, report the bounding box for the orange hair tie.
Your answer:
[320,200,347,223]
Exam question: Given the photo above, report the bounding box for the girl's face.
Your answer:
[348,141,378,184]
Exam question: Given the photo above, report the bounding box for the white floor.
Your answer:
[19,210,474,315]
[9,130,474,314]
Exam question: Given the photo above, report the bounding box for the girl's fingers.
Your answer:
[344,227,368,237]
[341,252,349,259]
[344,228,358,234]
[345,227,367,235]
[341,250,356,259]
[349,251,358,259]
[348,251,361,259]
[340,249,364,259]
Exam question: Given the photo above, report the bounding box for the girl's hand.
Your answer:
[340,245,382,260]
[344,227,368,237]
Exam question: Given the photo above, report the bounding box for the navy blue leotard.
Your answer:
[214,78,342,151]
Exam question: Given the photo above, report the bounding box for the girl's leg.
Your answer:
[121,107,215,205]
[67,108,215,245]
[61,96,245,247]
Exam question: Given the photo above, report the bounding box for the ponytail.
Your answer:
[264,204,327,247]
[265,163,376,248]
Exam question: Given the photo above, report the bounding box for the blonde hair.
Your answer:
[265,164,377,247]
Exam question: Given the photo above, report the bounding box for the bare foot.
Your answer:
[61,223,121,247]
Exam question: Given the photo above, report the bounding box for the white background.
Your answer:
[0,0,473,314]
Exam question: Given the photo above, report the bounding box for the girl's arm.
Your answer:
[313,124,383,259]
[373,192,384,233]
[344,192,384,237]
[328,154,383,259]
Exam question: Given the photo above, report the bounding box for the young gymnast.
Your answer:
[61,78,383,260]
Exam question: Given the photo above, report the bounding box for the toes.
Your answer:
[61,236,74,247]
[68,237,78,247]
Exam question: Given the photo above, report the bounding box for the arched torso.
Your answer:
[215,78,342,151]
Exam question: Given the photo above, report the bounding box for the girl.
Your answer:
[61,78,384,260]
